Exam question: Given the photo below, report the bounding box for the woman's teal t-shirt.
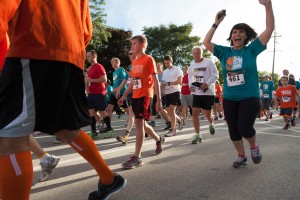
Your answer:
[214,38,266,101]
[260,80,274,99]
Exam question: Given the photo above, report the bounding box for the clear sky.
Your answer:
[103,0,300,80]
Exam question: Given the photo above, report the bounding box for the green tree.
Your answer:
[143,23,203,66]
[88,0,111,49]
[97,28,132,81]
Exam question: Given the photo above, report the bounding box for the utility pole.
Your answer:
[271,29,281,80]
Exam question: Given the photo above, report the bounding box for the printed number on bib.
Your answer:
[282,96,290,103]
[226,71,245,87]
[194,75,203,83]
[132,78,142,89]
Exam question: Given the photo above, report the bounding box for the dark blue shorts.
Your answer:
[279,107,292,116]
[87,93,107,111]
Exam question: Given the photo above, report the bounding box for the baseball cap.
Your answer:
[262,74,270,78]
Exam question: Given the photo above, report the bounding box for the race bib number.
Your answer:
[282,96,290,103]
[194,75,203,83]
[226,71,245,87]
[263,94,269,98]
[132,78,142,89]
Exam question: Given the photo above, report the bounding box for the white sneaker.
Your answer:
[39,155,60,182]
[165,129,176,137]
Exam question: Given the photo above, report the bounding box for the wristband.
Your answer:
[212,23,218,29]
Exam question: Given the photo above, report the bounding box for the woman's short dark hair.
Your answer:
[227,23,258,46]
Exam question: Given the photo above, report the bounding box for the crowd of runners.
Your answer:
[1,0,299,200]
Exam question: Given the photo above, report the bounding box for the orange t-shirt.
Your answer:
[131,54,157,98]
[0,0,92,70]
[275,85,299,108]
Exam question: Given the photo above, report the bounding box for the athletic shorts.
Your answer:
[87,94,107,111]
[0,58,90,137]
[109,93,128,108]
[132,97,151,120]
[151,95,157,116]
[165,91,181,107]
[279,107,292,116]
[162,95,167,108]
[181,94,193,106]
[261,98,272,110]
[214,97,220,104]
[192,95,215,110]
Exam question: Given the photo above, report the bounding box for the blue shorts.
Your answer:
[87,94,107,111]
[279,107,292,117]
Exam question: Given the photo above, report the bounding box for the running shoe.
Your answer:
[122,156,144,169]
[155,135,165,155]
[53,138,63,144]
[165,129,176,137]
[91,131,99,139]
[250,146,262,164]
[269,112,273,119]
[209,124,215,135]
[219,113,223,118]
[147,121,156,127]
[265,118,269,121]
[192,134,202,144]
[164,122,171,130]
[283,124,291,130]
[291,119,296,126]
[116,135,129,145]
[178,118,184,130]
[39,155,60,182]
[233,156,247,168]
[104,128,114,138]
[214,116,218,121]
[88,173,127,200]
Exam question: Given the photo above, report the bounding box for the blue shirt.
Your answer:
[260,80,274,99]
[296,81,300,90]
[214,38,266,101]
[112,67,128,95]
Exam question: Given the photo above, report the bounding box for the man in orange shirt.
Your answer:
[0,1,126,200]
[275,76,299,130]
[119,35,165,169]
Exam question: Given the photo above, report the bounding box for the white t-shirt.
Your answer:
[162,66,183,94]
[188,58,219,96]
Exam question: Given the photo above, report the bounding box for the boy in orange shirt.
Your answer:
[275,76,299,130]
[119,35,165,169]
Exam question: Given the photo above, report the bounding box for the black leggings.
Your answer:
[223,98,261,141]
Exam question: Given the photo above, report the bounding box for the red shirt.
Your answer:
[87,63,106,94]
[181,73,191,95]
[0,37,8,72]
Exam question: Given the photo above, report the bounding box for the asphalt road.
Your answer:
[30,109,300,200]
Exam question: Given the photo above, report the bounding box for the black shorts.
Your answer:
[109,93,128,108]
[192,95,215,110]
[132,97,151,120]
[126,93,133,107]
[279,107,292,116]
[151,95,157,116]
[215,97,220,104]
[261,98,272,110]
[162,95,167,108]
[0,58,90,137]
[165,91,181,107]
[87,94,107,111]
